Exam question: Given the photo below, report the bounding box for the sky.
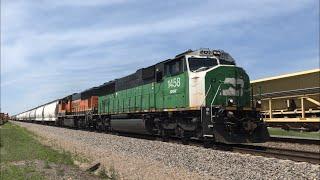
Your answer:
[1,0,319,115]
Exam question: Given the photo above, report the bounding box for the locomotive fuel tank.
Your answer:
[110,115,153,134]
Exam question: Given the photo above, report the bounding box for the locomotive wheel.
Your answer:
[74,119,79,130]
[203,137,213,148]
[101,120,107,132]
[181,137,189,145]
[160,129,169,142]
[181,131,190,145]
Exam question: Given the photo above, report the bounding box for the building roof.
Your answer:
[251,69,320,83]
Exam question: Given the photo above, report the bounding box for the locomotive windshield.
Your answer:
[188,58,218,72]
[219,59,235,65]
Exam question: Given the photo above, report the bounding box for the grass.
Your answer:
[0,122,74,179]
[268,127,320,140]
[1,163,44,180]
[108,165,119,180]
[98,165,119,180]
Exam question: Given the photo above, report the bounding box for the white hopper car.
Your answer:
[15,100,59,123]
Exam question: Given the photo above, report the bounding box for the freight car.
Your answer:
[15,48,270,144]
[251,69,320,131]
[15,100,59,124]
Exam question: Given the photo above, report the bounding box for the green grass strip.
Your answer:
[268,127,320,140]
[0,122,74,179]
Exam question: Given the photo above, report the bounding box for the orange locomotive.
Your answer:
[72,97,98,113]
[57,86,105,128]
[58,94,98,115]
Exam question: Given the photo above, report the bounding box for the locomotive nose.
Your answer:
[205,66,250,107]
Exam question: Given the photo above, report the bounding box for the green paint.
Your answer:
[205,66,251,107]
[161,72,189,109]
[99,65,252,114]
[98,72,189,114]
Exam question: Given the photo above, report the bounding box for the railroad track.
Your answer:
[230,144,320,164]
[123,135,320,165]
[149,137,320,165]
[269,136,320,145]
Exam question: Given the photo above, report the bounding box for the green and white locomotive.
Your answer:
[98,48,270,144]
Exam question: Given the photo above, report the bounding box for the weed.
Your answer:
[98,167,109,179]
[44,160,51,169]
[56,166,65,177]
[97,165,119,180]
[109,165,119,180]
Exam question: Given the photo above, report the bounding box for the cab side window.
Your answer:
[165,59,184,76]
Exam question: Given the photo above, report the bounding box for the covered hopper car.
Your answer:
[251,69,320,131]
[15,48,270,144]
[15,100,59,123]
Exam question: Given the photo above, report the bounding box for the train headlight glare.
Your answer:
[256,100,262,108]
[228,98,234,106]
[227,111,234,118]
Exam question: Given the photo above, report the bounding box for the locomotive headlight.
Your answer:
[227,98,234,106]
[227,111,234,118]
[256,100,262,108]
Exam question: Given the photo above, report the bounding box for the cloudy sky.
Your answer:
[1,0,319,114]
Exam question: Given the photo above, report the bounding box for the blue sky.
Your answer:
[1,0,319,115]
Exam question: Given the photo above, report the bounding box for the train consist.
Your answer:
[14,49,270,144]
[251,69,320,131]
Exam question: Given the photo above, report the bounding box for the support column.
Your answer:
[301,97,305,119]
[269,99,272,120]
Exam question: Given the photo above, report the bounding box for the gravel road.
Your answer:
[13,121,320,180]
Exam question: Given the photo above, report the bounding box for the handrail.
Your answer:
[210,82,223,123]
[201,84,212,107]
[211,83,223,106]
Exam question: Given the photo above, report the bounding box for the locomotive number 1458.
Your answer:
[168,77,181,89]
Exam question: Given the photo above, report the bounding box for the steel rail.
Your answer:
[230,144,320,164]
[269,136,320,145]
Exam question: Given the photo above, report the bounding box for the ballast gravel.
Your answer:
[13,121,320,180]
[255,141,320,153]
